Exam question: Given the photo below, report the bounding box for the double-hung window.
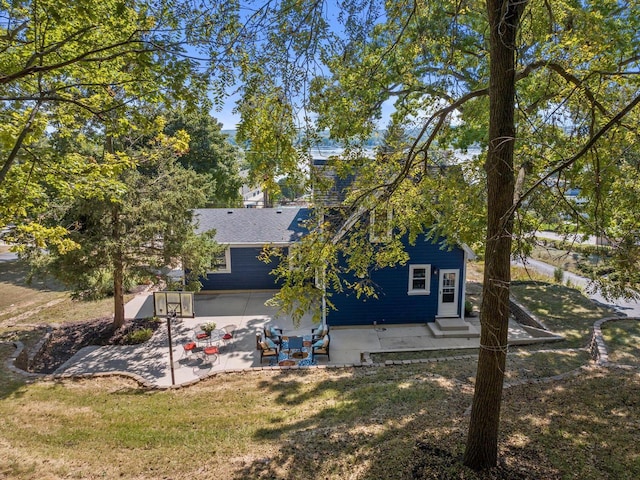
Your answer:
[408,264,431,295]
[208,247,231,273]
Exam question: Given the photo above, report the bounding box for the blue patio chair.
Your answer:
[311,334,330,361]
[256,334,279,363]
[311,324,329,342]
[263,326,283,346]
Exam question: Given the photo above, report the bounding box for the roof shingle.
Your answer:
[194,208,312,245]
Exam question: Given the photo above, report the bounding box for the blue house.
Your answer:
[327,237,473,326]
[194,207,312,291]
[194,207,473,327]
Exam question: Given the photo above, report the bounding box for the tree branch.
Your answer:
[23,25,96,69]
[510,92,640,216]
[0,98,43,185]
[0,37,151,85]
[517,60,608,115]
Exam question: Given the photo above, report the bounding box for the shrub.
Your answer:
[553,266,564,283]
[464,300,474,316]
[124,328,154,344]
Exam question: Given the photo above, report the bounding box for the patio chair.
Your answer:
[194,330,211,345]
[256,334,279,363]
[311,324,330,342]
[311,334,330,361]
[202,345,220,365]
[180,341,198,363]
[221,324,236,351]
[263,325,283,346]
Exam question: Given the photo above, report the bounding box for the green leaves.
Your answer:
[164,105,242,207]
[0,0,224,228]
[236,76,301,207]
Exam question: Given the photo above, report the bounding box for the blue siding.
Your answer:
[327,239,465,326]
[201,247,283,290]
[199,238,467,326]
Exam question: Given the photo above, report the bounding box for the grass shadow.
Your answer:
[232,363,572,479]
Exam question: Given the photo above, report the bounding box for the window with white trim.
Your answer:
[408,264,431,295]
[208,247,231,273]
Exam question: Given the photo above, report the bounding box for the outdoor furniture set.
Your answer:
[181,323,236,366]
[256,324,331,365]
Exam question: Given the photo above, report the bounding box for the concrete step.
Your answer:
[427,319,480,339]
[436,317,472,331]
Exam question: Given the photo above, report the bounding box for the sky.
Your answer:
[205,2,388,131]
[212,97,240,130]
[213,92,397,132]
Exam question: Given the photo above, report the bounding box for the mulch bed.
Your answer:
[29,317,161,374]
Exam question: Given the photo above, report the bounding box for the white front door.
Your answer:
[438,269,459,317]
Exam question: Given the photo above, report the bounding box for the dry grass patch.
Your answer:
[529,245,581,273]
[0,367,472,479]
[0,364,638,478]
[0,258,123,328]
[500,369,640,480]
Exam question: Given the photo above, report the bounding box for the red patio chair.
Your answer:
[202,345,219,365]
[221,324,236,351]
[180,341,198,363]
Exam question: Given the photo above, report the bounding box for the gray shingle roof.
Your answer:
[194,208,312,245]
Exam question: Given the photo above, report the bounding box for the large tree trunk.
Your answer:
[107,134,126,329]
[112,203,126,329]
[463,0,525,470]
[113,249,126,329]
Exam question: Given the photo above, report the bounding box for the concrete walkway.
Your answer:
[53,290,543,388]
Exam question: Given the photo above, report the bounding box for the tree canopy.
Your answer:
[0,0,238,229]
[164,105,243,207]
[216,0,640,470]
[0,0,238,326]
[11,121,220,328]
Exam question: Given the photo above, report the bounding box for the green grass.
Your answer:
[510,281,617,348]
[0,259,638,478]
[601,319,640,366]
[373,348,590,384]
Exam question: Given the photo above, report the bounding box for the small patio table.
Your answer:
[194,327,225,346]
[287,336,304,355]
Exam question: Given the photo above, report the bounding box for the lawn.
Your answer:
[509,281,617,348]
[373,349,591,385]
[0,366,638,479]
[0,258,129,330]
[1,259,638,479]
[601,319,640,366]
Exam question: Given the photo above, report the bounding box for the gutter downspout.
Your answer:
[322,266,327,326]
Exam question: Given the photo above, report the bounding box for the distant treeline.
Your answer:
[221,129,384,149]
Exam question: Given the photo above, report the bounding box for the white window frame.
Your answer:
[408,264,431,295]
[208,247,231,274]
[369,208,393,243]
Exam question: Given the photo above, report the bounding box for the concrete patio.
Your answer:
[55,291,543,387]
